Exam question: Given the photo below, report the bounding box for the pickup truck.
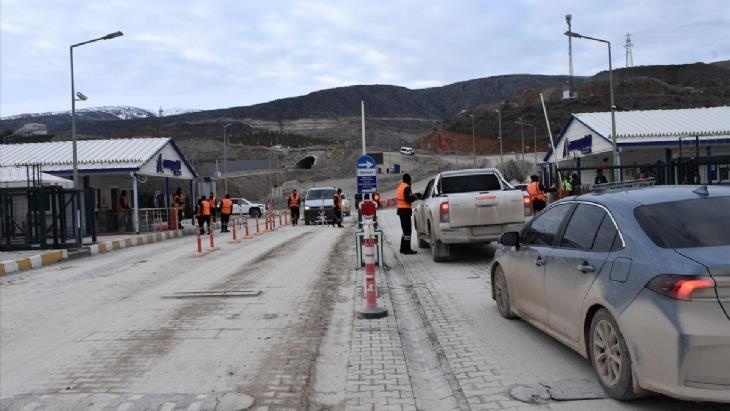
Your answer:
[413,168,531,262]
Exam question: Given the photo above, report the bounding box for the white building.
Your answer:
[14,123,48,136]
[544,106,730,185]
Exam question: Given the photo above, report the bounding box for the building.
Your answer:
[1,137,198,236]
[544,106,730,186]
[14,123,48,136]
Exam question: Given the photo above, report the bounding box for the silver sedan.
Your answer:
[490,185,730,403]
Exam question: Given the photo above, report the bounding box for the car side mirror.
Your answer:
[499,232,520,249]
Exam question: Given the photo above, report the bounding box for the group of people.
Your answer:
[286,187,345,227]
[193,192,234,235]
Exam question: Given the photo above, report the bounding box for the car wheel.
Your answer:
[429,226,449,262]
[304,218,310,225]
[415,219,428,248]
[589,309,638,400]
[249,208,261,219]
[493,266,516,319]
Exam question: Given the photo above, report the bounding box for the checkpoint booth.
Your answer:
[1,137,197,238]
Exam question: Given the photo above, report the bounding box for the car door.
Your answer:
[544,203,618,341]
[510,203,573,323]
[415,179,434,237]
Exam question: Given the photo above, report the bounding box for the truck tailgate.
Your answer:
[447,191,524,228]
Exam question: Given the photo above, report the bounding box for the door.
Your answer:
[545,203,618,341]
[415,179,434,237]
[511,203,573,323]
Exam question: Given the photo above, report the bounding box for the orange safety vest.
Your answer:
[396,182,411,209]
[202,200,211,216]
[220,198,233,215]
[527,182,546,202]
[288,193,300,207]
[333,193,341,209]
[173,193,185,211]
[208,196,216,209]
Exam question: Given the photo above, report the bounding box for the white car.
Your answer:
[230,198,265,218]
[400,146,415,156]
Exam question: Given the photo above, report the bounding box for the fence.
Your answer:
[95,207,178,234]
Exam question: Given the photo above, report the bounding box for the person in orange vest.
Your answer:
[332,188,343,228]
[527,174,549,213]
[208,192,217,223]
[195,195,212,235]
[172,187,185,229]
[219,194,233,233]
[287,189,301,225]
[396,173,418,254]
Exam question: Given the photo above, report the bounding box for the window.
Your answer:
[522,203,573,246]
[422,179,434,199]
[441,174,501,193]
[634,197,730,248]
[593,214,621,251]
[306,189,335,200]
[561,204,606,250]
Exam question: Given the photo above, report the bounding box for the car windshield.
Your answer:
[440,174,501,193]
[306,189,335,200]
[634,196,730,248]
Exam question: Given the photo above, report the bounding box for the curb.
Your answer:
[0,227,198,276]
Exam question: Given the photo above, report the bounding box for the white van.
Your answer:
[400,146,415,156]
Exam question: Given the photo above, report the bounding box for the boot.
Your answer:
[400,236,417,254]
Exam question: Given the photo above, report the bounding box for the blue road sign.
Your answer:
[356,155,378,193]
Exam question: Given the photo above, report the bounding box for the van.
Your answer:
[400,147,415,156]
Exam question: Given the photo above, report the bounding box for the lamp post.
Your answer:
[564,30,620,181]
[515,118,536,165]
[517,117,525,161]
[70,30,123,246]
[495,109,503,166]
[469,114,476,167]
[223,123,232,194]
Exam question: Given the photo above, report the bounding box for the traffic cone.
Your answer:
[358,238,387,319]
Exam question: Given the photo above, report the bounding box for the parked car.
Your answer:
[303,187,336,225]
[400,146,415,156]
[340,192,352,216]
[413,168,532,262]
[230,197,265,218]
[491,185,730,403]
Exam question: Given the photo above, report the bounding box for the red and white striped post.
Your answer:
[358,199,387,319]
[209,228,217,251]
[193,225,204,257]
[229,217,240,243]
[255,218,261,235]
[244,218,251,239]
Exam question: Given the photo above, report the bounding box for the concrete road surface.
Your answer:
[1,212,725,410]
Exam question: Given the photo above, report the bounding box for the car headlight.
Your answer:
[304,206,311,210]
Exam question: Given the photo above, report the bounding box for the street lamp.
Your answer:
[515,118,537,166]
[223,123,233,194]
[517,117,525,161]
[70,30,123,246]
[495,109,503,166]
[469,114,476,167]
[564,29,620,181]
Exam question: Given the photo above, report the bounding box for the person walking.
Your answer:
[195,195,211,235]
[288,189,301,225]
[172,187,185,229]
[219,194,233,233]
[396,173,417,254]
[208,192,217,223]
[332,188,343,228]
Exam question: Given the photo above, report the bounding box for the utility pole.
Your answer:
[361,100,366,155]
[566,14,574,98]
[518,117,525,161]
[624,33,634,67]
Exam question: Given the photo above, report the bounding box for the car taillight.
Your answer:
[439,201,450,223]
[645,275,716,301]
[523,195,533,217]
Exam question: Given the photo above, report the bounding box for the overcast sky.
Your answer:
[1,0,728,117]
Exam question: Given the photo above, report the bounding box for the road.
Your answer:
[1,212,724,410]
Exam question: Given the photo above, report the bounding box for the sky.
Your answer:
[1,0,729,117]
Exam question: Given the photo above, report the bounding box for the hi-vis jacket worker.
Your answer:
[195,196,212,235]
[219,194,233,233]
[396,173,418,254]
[173,187,185,229]
[288,189,301,225]
[527,174,548,213]
[208,193,217,223]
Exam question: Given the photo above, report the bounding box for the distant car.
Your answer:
[230,197,265,218]
[340,192,352,216]
[400,146,415,156]
[491,185,730,403]
[303,187,336,225]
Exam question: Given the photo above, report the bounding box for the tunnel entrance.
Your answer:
[295,155,316,169]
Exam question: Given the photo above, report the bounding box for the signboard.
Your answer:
[356,154,378,194]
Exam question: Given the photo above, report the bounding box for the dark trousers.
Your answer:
[290,206,299,225]
[532,199,546,213]
[197,215,211,234]
[220,213,230,232]
[333,209,342,226]
[177,209,184,228]
[398,208,413,251]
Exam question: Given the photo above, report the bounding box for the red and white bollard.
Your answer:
[359,237,387,319]
[229,217,240,243]
[209,228,217,251]
[192,224,204,257]
[255,218,261,235]
[244,218,251,239]
[279,213,283,226]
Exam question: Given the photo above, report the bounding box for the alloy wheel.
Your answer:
[592,319,622,386]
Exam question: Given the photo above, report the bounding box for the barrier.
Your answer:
[209,229,217,251]
[255,218,261,235]
[244,218,251,239]
[192,225,205,258]
[229,217,241,243]
[357,200,387,319]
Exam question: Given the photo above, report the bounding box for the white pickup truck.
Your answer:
[413,168,531,262]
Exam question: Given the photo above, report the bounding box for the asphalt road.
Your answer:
[1,212,726,410]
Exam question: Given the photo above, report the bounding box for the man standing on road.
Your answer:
[288,189,301,225]
[173,187,185,229]
[396,173,417,254]
[208,192,217,223]
[527,175,548,213]
[219,194,233,233]
[195,195,212,235]
[332,188,343,228]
